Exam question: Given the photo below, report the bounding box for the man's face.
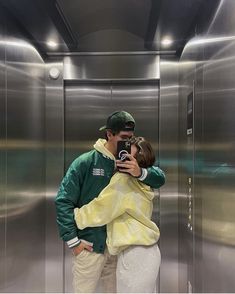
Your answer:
[107,130,134,155]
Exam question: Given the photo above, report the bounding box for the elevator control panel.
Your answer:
[187,92,193,135]
[187,177,193,231]
[186,89,194,232]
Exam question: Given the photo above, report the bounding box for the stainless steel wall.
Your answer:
[45,61,64,292]
[0,9,46,293]
[63,55,160,80]
[0,12,6,290]
[179,0,235,292]
[159,57,179,293]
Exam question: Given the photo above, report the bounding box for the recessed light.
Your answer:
[47,40,58,49]
[161,37,173,47]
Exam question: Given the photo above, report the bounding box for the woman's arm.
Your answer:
[74,174,129,229]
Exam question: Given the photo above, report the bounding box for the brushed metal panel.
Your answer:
[0,18,6,291]
[45,61,64,292]
[64,82,112,166]
[196,1,235,290]
[179,0,235,292]
[64,55,160,80]
[2,21,46,292]
[178,49,196,293]
[159,58,179,293]
[111,82,159,145]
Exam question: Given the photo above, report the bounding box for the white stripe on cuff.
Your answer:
[138,168,148,181]
[67,237,81,248]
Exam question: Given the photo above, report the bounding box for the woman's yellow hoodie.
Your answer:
[74,170,160,255]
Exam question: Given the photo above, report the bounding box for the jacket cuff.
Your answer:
[67,237,81,248]
[137,168,148,181]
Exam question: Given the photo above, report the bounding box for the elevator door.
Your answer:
[64,81,159,292]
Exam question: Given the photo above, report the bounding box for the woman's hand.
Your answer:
[116,154,142,177]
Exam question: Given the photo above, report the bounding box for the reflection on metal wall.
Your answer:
[64,55,160,80]
[64,80,159,292]
[45,61,64,292]
[159,57,179,293]
[0,9,46,293]
[179,0,235,292]
[0,15,6,291]
[178,45,196,293]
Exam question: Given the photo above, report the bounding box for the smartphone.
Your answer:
[116,140,131,161]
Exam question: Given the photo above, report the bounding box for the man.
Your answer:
[55,110,165,293]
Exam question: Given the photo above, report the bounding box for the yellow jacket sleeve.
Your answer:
[74,174,129,229]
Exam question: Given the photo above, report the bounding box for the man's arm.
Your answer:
[55,159,84,249]
[116,155,165,189]
[138,166,165,189]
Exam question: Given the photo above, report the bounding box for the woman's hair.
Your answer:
[130,136,155,168]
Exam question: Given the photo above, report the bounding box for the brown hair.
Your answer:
[130,136,155,168]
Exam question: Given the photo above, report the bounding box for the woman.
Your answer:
[74,137,163,293]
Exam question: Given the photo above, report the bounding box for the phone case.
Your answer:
[117,140,131,161]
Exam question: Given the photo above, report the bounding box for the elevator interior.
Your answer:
[0,0,235,293]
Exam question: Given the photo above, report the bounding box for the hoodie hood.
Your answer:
[94,139,116,161]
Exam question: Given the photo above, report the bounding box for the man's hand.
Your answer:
[116,154,142,177]
[72,241,93,256]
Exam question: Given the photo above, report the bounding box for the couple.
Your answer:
[55,111,165,293]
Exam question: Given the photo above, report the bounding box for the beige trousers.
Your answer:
[72,248,117,293]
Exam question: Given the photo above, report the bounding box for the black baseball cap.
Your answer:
[99,111,135,132]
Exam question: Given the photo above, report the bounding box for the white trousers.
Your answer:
[116,243,161,293]
[72,249,117,293]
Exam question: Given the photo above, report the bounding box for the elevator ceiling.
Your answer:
[0,0,221,55]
